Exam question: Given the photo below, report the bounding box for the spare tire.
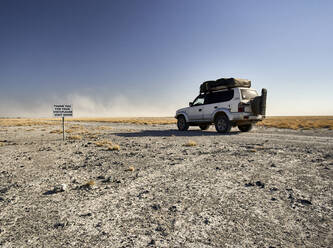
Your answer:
[251,96,261,116]
[260,88,267,117]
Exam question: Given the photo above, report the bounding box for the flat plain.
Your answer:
[0,118,332,247]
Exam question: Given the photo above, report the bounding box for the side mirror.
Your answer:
[189,102,193,107]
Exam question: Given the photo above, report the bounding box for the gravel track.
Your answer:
[0,123,332,247]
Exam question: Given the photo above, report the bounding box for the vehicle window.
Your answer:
[204,90,234,104]
[192,96,205,106]
[241,89,258,100]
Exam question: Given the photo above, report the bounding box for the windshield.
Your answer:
[192,96,205,106]
[241,89,258,100]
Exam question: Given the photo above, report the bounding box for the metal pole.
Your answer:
[62,116,65,141]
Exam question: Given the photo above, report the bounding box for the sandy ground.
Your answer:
[0,123,332,247]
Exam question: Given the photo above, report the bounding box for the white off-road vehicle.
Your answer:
[175,78,267,133]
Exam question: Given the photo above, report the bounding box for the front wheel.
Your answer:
[199,124,210,130]
[177,116,189,131]
[238,124,253,132]
[214,115,231,133]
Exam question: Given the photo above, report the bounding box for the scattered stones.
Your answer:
[53,222,66,229]
[137,190,149,199]
[245,181,265,188]
[169,206,177,212]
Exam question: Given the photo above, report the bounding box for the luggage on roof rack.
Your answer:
[200,78,251,93]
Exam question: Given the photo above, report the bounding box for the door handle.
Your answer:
[198,109,202,112]
[214,106,218,109]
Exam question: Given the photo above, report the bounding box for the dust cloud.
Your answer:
[0,94,181,118]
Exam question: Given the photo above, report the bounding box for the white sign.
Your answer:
[53,104,73,117]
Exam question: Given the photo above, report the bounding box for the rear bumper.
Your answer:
[230,113,263,121]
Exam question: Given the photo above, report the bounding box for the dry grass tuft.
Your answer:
[184,140,197,147]
[95,140,113,147]
[68,135,82,140]
[126,166,135,172]
[50,129,63,134]
[80,180,96,189]
[107,144,120,151]
[96,126,113,130]
[257,116,333,130]
[0,118,58,127]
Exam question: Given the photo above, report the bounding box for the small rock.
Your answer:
[0,197,4,201]
[216,167,221,170]
[204,218,210,224]
[102,176,112,183]
[97,175,105,180]
[297,199,312,206]
[54,184,67,192]
[151,204,161,210]
[256,181,265,188]
[148,239,155,246]
[271,197,277,201]
[80,213,92,217]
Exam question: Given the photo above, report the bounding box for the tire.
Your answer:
[214,114,231,133]
[177,115,189,131]
[199,124,210,130]
[238,124,253,132]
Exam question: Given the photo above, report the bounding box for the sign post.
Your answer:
[53,104,73,141]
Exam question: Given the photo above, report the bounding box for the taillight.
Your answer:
[238,103,244,112]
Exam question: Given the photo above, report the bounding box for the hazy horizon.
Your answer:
[1,0,333,117]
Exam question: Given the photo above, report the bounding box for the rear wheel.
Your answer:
[214,114,231,133]
[199,124,210,130]
[177,115,189,131]
[238,124,253,132]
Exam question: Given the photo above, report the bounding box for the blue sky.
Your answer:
[0,0,332,117]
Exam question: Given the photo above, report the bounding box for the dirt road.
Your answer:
[0,123,332,247]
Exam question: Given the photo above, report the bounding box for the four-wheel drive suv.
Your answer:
[175,78,267,133]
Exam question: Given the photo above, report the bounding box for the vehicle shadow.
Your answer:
[115,129,241,137]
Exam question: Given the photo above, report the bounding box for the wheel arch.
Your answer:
[212,109,232,123]
[176,112,189,122]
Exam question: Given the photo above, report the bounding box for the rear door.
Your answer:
[203,89,235,120]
